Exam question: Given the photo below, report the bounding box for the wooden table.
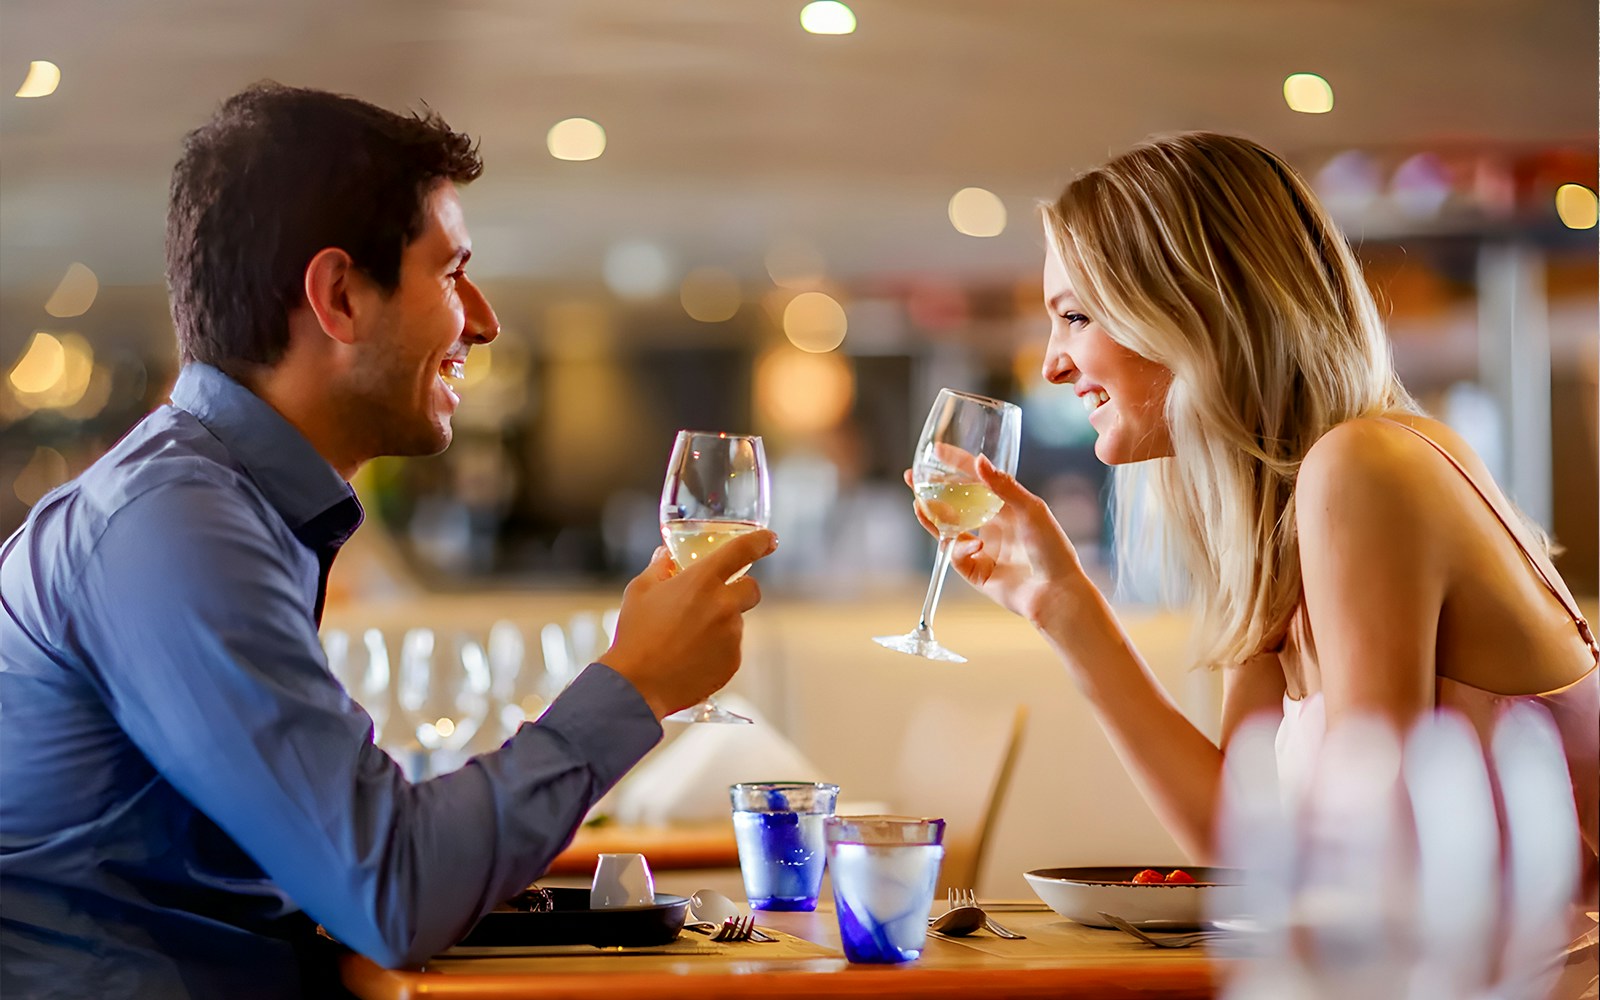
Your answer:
[542,823,738,876]
[340,906,1220,1000]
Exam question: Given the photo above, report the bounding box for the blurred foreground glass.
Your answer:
[659,430,770,724]
[874,389,1021,662]
[730,782,840,911]
[825,815,945,964]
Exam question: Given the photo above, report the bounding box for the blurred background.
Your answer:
[2,0,1594,597]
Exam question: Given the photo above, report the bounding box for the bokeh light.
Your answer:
[679,267,741,322]
[603,240,675,299]
[547,118,607,161]
[1555,183,1598,230]
[948,187,1007,237]
[45,262,99,318]
[15,61,60,98]
[755,348,855,434]
[782,291,848,352]
[800,1,856,35]
[1283,73,1334,114]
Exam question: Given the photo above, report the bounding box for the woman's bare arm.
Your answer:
[1295,419,1441,731]
[931,458,1284,862]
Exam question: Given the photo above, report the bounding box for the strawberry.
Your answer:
[1164,869,1196,884]
[1131,868,1165,884]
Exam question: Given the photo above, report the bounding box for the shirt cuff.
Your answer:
[533,663,663,788]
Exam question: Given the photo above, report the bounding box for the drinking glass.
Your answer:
[874,389,1022,662]
[395,628,492,776]
[730,782,840,911]
[825,815,946,964]
[658,430,770,724]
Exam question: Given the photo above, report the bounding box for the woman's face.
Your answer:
[1041,236,1174,464]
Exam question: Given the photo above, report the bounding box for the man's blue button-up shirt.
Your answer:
[0,364,663,999]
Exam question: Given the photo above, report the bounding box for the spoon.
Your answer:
[689,889,743,925]
[927,905,986,937]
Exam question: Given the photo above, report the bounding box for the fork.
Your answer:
[1097,911,1223,949]
[712,915,779,943]
[950,887,1027,940]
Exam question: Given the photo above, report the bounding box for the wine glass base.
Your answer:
[872,632,969,663]
[664,701,753,724]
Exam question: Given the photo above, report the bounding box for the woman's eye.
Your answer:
[1061,311,1089,327]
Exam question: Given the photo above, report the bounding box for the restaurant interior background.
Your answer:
[2,0,1596,895]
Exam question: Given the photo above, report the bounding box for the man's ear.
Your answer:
[303,247,366,346]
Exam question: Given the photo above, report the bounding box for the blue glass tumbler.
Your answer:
[824,815,946,964]
[729,782,840,911]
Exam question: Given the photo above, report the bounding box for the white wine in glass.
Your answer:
[659,430,770,723]
[874,388,1022,663]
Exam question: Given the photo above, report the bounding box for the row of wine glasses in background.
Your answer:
[321,609,618,778]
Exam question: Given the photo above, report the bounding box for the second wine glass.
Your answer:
[658,430,770,724]
[873,388,1022,663]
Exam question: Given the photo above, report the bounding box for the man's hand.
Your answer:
[599,529,777,720]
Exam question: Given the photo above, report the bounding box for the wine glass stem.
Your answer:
[915,536,957,637]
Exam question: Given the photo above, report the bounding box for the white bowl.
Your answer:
[1023,866,1247,930]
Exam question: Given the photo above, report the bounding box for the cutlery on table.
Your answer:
[688,889,777,942]
[949,887,1027,940]
[1098,911,1224,949]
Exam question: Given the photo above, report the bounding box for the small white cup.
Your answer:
[591,852,655,909]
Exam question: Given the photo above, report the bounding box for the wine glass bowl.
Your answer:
[874,389,1022,663]
[658,430,770,723]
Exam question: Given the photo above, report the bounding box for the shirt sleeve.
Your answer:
[68,477,662,967]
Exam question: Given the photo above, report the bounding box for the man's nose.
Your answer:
[462,276,500,345]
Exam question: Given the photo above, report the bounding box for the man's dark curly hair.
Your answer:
[164,82,483,372]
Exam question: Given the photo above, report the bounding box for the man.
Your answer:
[0,83,776,999]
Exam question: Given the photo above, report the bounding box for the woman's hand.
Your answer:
[907,456,1091,627]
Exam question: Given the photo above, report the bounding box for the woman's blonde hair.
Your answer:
[1044,131,1417,667]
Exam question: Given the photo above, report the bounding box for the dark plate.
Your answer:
[1027,866,1244,886]
[457,887,690,948]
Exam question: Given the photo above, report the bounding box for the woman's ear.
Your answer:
[302,247,363,346]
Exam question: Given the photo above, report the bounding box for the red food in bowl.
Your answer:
[1131,869,1166,884]
[1164,869,1196,884]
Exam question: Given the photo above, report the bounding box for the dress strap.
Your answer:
[1381,419,1599,661]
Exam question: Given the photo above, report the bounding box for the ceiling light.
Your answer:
[800,1,856,35]
[1555,183,1598,230]
[45,262,98,318]
[547,118,606,161]
[948,187,1007,237]
[15,61,60,98]
[782,291,848,352]
[1283,73,1334,114]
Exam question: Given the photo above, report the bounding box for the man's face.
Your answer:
[341,182,499,459]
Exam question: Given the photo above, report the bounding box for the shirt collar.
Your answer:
[169,363,362,547]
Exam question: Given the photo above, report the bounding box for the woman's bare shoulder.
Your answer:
[1298,413,1460,506]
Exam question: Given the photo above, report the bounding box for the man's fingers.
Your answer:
[683,528,778,583]
[902,468,914,489]
[726,575,762,613]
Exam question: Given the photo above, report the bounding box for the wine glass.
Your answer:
[658,429,770,723]
[873,388,1022,662]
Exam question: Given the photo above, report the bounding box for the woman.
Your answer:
[926,132,1597,925]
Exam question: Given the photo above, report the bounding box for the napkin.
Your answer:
[610,695,830,825]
